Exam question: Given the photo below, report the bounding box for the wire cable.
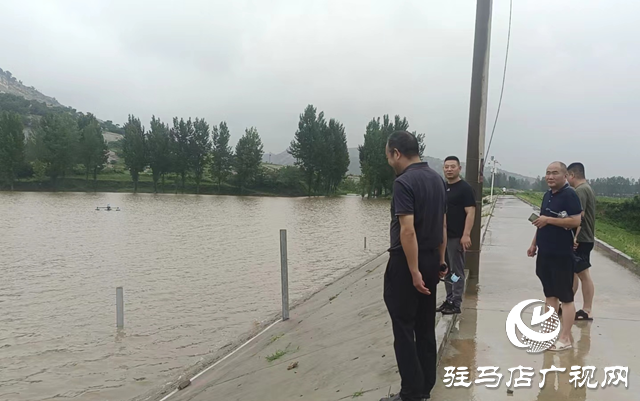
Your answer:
[483,0,513,169]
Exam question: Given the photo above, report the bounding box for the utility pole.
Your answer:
[464,0,493,279]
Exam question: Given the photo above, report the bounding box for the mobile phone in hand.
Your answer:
[528,213,539,222]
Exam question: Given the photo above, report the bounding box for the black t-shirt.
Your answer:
[445,180,476,239]
[389,162,447,253]
[536,183,582,255]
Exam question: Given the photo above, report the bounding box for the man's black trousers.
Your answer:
[383,250,439,401]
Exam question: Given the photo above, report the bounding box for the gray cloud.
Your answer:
[1,0,638,178]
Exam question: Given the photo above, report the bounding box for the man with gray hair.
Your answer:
[527,161,582,351]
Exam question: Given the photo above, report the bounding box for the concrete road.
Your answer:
[431,196,640,401]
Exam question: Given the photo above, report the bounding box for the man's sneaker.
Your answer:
[441,304,461,315]
[436,300,451,313]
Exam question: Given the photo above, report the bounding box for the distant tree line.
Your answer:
[530,175,640,197]
[0,103,352,196]
[0,111,107,190]
[490,171,533,191]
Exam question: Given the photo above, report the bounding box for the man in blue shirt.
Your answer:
[527,161,582,351]
[382,131,447,401]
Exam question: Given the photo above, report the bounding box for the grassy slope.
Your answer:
[516,191,640,262]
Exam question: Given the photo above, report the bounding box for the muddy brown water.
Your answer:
[0,192,389,401]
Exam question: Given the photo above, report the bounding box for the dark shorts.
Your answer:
[574,242,594,273]
[536,253,575,303]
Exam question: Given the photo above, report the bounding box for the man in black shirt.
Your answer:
[381,131,447,401]
[437,156,476,315]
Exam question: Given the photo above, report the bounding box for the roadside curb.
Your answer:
[516,195,639,273]
[435,195,497,367]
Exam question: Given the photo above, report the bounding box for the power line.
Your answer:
[483,0,513,169]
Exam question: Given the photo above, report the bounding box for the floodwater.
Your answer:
[0,192,390,401]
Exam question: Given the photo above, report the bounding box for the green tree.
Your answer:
[323,118,350,193]
[191,118,212,194]
[0,111,25,190]
[289,105,320,195]
[170,117,193,192]
[122,115,147,192]
[31,113,79,189]
[235,127,264,192]
[211,121,234,191]
[358,115,425,197]
[147,116,172,193]
[77,113,108,188]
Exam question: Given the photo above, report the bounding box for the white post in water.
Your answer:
[279,229,289,321]
[116,287,124,328]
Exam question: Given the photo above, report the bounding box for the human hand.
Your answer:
[439,263,448,280]
[527,244,537,257]
[532,215,550,228]
[411,271,431,295]
[573,240,579,251]
[460,235,472,251]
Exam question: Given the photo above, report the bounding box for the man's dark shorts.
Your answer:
[536,253,575,303]
[574,242,594,273]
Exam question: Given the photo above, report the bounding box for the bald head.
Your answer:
[548,161,568,174]
[545,161,568,191]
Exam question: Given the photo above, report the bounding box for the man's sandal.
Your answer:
[548,340,572,352]
[575,309,593,321]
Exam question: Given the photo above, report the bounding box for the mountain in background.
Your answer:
[0,68,62,107]
[263,149,534,181]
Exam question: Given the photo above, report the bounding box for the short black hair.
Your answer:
[568,162,585,179]
[387,130,419,158]
[444,156,460,164]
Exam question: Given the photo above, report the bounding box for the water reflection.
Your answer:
[535,324,591,401]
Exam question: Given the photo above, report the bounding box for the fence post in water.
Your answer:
[116,287,124,328]
[280,229,289,321]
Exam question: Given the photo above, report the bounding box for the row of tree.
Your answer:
[530,175,640,197]
[121,115,263,193]
[491,171,533,191]
[0,103,353,195]
[0,111,108,190]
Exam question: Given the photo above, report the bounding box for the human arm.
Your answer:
[394,180,430,295]
[460,186,477,250]
[532,214,581,229]
[399,214,430,295]
[574,188,588,247]
[460,206,476,250]
[532,189,582,229]
[527,231,537,257]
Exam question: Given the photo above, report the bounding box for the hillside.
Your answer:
[263,148,534,181]
[0,69,62,107]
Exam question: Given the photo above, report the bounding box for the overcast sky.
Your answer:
[1,0,638,178]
